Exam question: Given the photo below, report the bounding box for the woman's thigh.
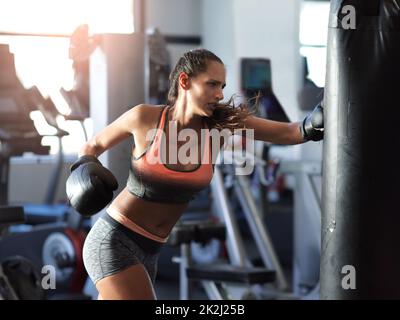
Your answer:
[83,217,159,298]
[96,263,156,300]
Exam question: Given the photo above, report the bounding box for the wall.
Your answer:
[201,0,236,100]
[202,0,302,122]
[145,0,202,66]
[146,0,201,36]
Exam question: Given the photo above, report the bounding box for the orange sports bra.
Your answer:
[127,105,214,203]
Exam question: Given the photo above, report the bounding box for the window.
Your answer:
[0,0,134,155]
[299,1,330,87]
[0,0,134,35]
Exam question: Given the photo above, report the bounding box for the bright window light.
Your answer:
[299,1,330,87]
[0,0,134,155]
[300,1,330,46]
[300,46,327,88]
[0,0,134,35]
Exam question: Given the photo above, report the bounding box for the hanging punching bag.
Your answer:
[321,0,400,299]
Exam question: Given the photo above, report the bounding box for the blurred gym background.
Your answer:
[0,0,326,300]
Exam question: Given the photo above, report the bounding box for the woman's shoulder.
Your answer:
[126,104,164,121]
[127,104,166,132]
[131,104,165,116]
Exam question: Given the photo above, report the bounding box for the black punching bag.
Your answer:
[321,0,400,299]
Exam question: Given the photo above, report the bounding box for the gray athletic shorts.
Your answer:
[82,213,163,285]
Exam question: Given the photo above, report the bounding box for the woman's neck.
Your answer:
[169,101,202,131]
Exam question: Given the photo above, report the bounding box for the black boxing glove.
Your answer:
[66,155,118,217]
[300,102,324,141]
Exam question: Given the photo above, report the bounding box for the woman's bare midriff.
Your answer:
[109,187,189,239]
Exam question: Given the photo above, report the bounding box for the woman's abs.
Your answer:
[109,187,189,238]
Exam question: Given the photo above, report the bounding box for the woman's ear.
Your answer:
[178,72,190,90]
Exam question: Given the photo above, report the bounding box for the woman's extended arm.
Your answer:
[244,116,304,145]
[79,104,146,157]
[243,102,324,144]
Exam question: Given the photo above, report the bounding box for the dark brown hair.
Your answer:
[167,49,257,131]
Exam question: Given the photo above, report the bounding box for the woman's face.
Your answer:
[186,60,226,117]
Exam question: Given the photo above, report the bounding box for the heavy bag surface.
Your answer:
[321,0,400,299]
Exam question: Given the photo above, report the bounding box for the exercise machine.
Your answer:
[0,206,45,300]
[0,44,89,299]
